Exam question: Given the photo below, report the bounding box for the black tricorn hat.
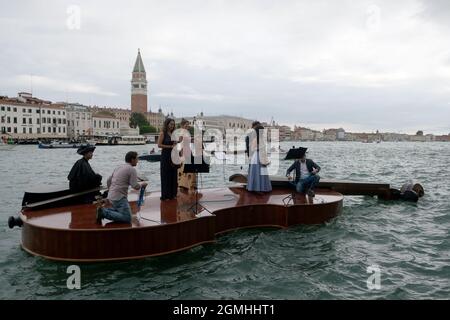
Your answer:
[298,147,308,157]
[77,145,96,155]
[285,147,308,160]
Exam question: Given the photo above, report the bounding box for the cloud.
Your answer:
[154,92,225,102]
[11,75,118,97]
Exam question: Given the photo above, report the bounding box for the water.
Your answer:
[0,142,449,299]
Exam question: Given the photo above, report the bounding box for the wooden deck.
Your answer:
[229,174,392,198]
[19,186,343,262]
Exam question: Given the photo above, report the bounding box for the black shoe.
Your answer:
[307,189,315,197]
[96,207,103,224]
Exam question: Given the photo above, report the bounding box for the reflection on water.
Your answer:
[0,142,449,299]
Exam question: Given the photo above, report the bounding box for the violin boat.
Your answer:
[7,174,422,262]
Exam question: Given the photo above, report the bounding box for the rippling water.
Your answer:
[0,142,449,299]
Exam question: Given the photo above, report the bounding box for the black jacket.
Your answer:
[68,158,102,191]
[286,159,321,183]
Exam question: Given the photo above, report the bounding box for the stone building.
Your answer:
[92,111,120,136]
[65,103,92,139]
[0,93,67,140]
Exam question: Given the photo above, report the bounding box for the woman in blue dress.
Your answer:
[247,125,272,193]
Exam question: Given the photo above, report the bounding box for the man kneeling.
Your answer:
[96,151,147,224]
[286,147,321,197]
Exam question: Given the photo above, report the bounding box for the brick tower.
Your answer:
[131,49,148,114]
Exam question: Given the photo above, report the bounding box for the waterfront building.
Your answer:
[343,132,355,141]
[91,106,132,131]
[313,131,324,141]
[322,128,345,141]
[336,128,346,141]
[180,114,254,134]
[409,131,435,142]
[261,121,293,141]
[65,103,92,139]
[92,111,120,136]
[0,93,67,140]
[381,132,410,142]
[92,105,165,131]
[145,107,165,131]
[322,130,337,141]
[106,107,131,128]
[435,134,450,142]
[293,126,316,141]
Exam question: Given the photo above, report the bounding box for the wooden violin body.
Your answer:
[18,186,343,262]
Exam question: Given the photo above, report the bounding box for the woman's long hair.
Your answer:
[163,118,175,134]
[250,125,268,165]
[254,125,265,149]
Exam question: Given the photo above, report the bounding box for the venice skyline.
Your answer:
[1,1,450,135]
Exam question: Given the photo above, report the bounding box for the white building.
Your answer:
[336,128,346,141]
[293,127,315,141]
[92,111,120,136]
[1,93,67,140]
[65,103,92,139]
[180,114,254,133]
[120,126,140,136]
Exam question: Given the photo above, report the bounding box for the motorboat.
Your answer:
[38,141,92,149]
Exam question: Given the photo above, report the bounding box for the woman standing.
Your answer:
[178,119,197,191]
[158,118,179,200]
[247,125,272,193]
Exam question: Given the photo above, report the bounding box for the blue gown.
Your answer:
[247,151,272,192]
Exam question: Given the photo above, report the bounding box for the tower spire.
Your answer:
[131,49,148,114]
[133,49,146,73]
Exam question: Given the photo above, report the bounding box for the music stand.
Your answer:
[184,155,211,214]
[283,147,307,206]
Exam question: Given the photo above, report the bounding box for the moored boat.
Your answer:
[95,135,146,146]
[138,152,162,162]
[118,135,146,145]
[38,141,93,149]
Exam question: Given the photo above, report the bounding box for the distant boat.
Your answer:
[118,135,146,145]
[139,151,161,162]
[38,141,92,149]
[96,135,146,146]
[268,147,288,159]
[270,151,288,159]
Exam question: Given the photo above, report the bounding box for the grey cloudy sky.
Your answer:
[1,0,450,134]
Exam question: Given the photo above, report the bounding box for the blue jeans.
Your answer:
[295,175,320,193]
[101,197,132,223]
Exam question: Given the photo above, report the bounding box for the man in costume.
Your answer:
[286,147,321,197]
[68,145,102,203]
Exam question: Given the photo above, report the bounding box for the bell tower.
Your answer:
[131,49,148,114]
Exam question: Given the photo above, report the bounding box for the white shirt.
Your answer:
[300,161,310,179]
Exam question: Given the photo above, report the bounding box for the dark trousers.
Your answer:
[296,175,320,193]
